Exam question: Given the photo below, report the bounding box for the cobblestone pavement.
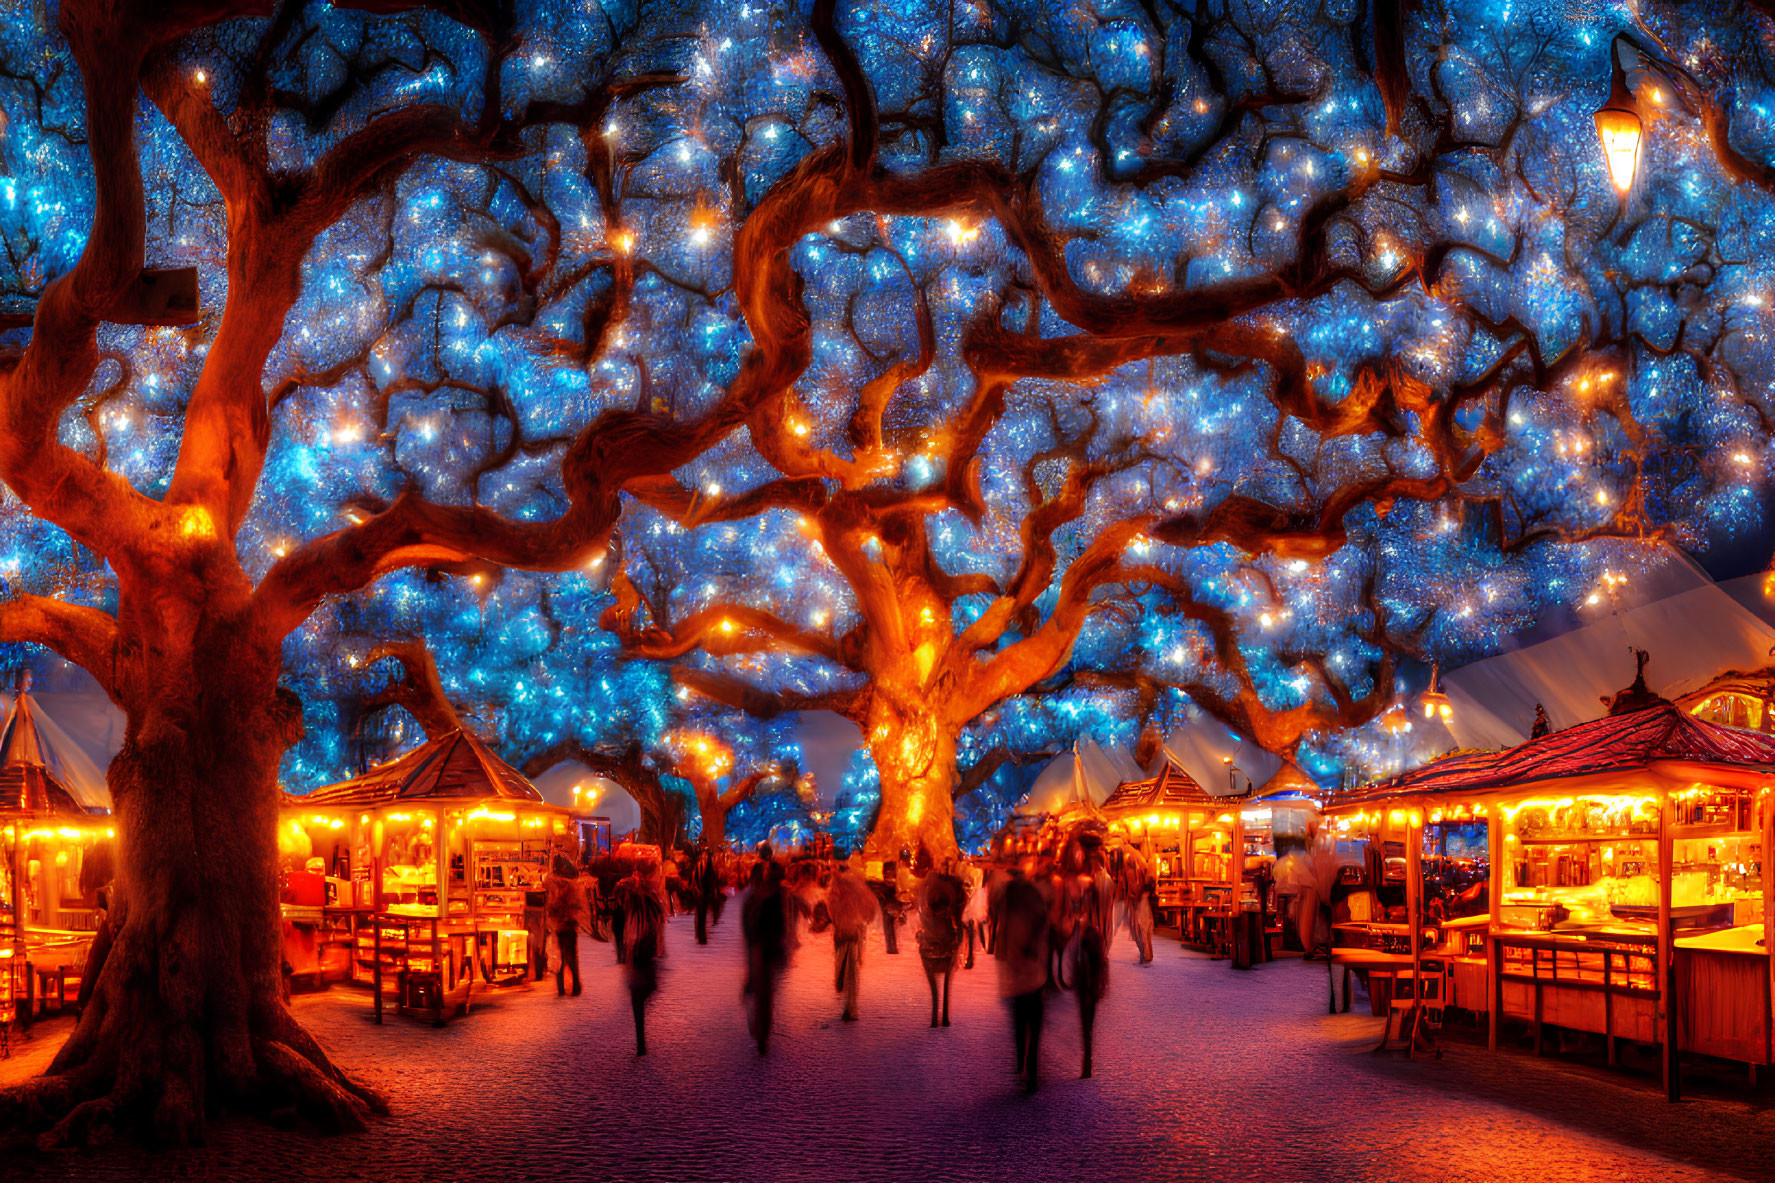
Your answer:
[7,913,1775,1182]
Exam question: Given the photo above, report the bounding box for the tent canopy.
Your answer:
[1440,552,1775,751]
[1333,703,1775,808]
[1018,738,1127,816]
[1158,712,1282,795]
[0,690,111,815]
[301,729,543,808]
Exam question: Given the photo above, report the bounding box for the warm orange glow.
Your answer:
[1594,108,1641,194]
[179,505,216,540]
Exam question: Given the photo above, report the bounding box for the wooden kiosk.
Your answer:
[0,689,114,1042]
[1324,700,1775,1095]
[280,728,582,1026]
[1101,761,1250,951]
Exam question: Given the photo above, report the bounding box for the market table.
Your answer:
[20,930,93,1023]
[1327,946,1413,1016]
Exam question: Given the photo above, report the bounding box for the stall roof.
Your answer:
[1255,764,1322,802]
[1101,760,1241,816]
[0,690,111,816]
[300,729,544,808]
[1331,703,1775,809]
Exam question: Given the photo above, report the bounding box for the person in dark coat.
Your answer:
[916,865,966,1027]
[544,854,590,996]
[1065,877,1111,1077]
[595,854,630,963]
[615,857,667,1055]
[995,861,1052,1093]
[693,846,724,945]
[741,860,791,1053]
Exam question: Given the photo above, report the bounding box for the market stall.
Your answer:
[1325,700,1775,1092]
[1100,760,1250,951]
[0,687,114,1040]
[280,728,584,1025]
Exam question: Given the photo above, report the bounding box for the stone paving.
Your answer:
[6,912,1775,1182]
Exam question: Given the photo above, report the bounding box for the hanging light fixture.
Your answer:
[1594,38,1643,195]
[1422,662,1454,722]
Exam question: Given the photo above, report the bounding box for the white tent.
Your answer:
[1158,710,1283,797]
[1441,550,1775,751]
[0,689,112,812]
[1018,738,1128,815]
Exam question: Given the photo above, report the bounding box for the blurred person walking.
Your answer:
[1063,876,1111,1077]
[545,854,590,997]
[826,865,878,1021]
[615,855,668,1055]
[741,860,791,1053]
[995,862,1052,1093]
[693,845,725,945]
[916,863,966,1027]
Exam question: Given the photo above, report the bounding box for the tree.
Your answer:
[598,0,1775,860]
[0,0,878,1144]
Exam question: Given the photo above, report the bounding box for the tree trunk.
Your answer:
[696,787,727,849]
[632,777,686,848]
[864,697,959,863]
[0,621,381,1147]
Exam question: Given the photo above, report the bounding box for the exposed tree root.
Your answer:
[0,1002,383,1150]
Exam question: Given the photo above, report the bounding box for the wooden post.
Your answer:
[372,915,383,1025]
[433,812,447,922]
[7,828,22,1030]
[1765,787,1774,1070]
[1658,791,1678,1102]
[1487,799,1502,1052]
[1491,935,1504,1048]
[1406,809,1423,1056]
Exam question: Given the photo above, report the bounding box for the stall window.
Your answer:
[1670,785,1765,917]
[1691,692,1768,732]
[1422,820,1489,920]
[1502,795,1662,927]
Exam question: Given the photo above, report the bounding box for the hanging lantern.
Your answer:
[1594,40,1643,195]
[1421,662,1453,723]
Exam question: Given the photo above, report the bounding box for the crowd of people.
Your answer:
[537,829,1161,1093]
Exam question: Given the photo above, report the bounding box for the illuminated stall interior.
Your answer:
[1679,671,1775,734]
[1327,699,1775,1090]
[1101,761,1250,938]
[280,728,581,994]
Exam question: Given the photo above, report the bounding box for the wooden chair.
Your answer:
[1377,958,1445,1059]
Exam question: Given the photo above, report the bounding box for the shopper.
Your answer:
[1067,878,1110,1078]
[995,862,1052,1093]
[961,860,988,969]
[825,864,878,1021]
[741,860,791,1053]
[1122,848,1156,964]
[544,853,589,996]
[916,863,966,1027]
[693,845,724,945]
[616,856,667,1055]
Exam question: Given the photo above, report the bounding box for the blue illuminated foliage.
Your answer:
[0,0,1771,847]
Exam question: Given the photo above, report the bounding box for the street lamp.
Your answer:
[1595,38,1643,195]
[1421,662,1453,723]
